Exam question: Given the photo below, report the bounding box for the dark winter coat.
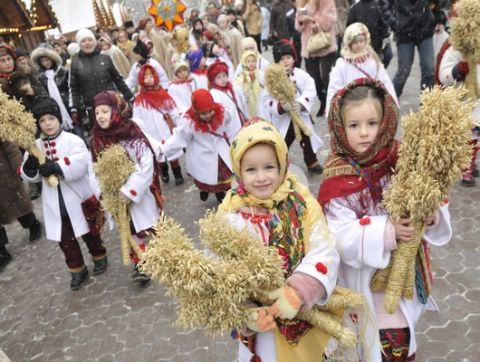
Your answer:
[270,2,291,39]
[37,66,70,111]
[69,49,133,111]
[347,0,390,54]
[0,141,32,225]
[379,0,446,44]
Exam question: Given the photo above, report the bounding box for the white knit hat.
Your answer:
[76,28,96,45]
[171,54,190,74]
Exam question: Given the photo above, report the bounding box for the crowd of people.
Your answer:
[0,0,478,361]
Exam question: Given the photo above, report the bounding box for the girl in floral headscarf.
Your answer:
[325,22,398,116]
[90,90,163,285]
[317,78,452,361]
[219,118,339,362]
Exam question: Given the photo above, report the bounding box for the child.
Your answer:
[90,90,163,284]
[201,41,235,80]
[326,22,398,115]
[21,96,107,290]
[133,64,184,185]
[168,55,208,114]
[262,40,324,173]
[234,50,267,119]
[234,36,270,77]
[208,60,249,138]
[317,79,452,361]
[218,118,339,362]
[161,89,233,203]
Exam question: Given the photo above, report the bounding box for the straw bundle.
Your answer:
[93,144,140,265]
[264,64,312,141]
[140,211,364,347]
[0,90,58,187]
[449,0,480,98]
[370,86,474,313]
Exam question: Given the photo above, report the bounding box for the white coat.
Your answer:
[261,67,323,152]
[323,179,452,361]
[326,57,398,115]
[210,85,250,138]
[21,132,93,241]
[223,212,340,362]
[167,74,209,113]
[160,114,233,185]
[132,105,184,162]
[235,56,270,77]
[88,137,161,234]
[439,47,480,123]
[125,58,169,91]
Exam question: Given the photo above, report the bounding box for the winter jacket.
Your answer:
[379,0,446,44]
[270,2,291,39]
[69,49,133,111]
[243,4,262,36]
[347,0,390,54]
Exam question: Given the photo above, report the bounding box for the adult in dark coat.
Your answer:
[270,0,291,40]
[69,28,133,132]
[0,141,42,271]
[379,0,446,97]
[347,0,392,67]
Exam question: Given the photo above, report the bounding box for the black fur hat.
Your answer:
[133,39,150,59]
[31,95,63,123]
[272,40,296,63]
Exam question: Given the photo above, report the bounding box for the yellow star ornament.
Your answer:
[147,0,187,32]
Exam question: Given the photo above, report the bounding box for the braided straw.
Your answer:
[370,86,474,313]
[140,211,364,347]
[264,64,312,141]
[93,144,136,265]
[0,89,58,187]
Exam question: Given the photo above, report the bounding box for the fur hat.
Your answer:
[0,44,16,59]
[14,48,29,59]
[207,60,229,83]
[31,95,63,123]
[133,40,150,59]
[124,20,134,29]
[76,28,96,45]
[31,46,63,68]
[273,40,296,63]
[9,71,30,90]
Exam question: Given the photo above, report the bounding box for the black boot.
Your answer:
[307,162,324,175]
[215,192,226,203]
[70,267,89,290]
[0,245,12,272]
[160,163,169,184]
[132,265,150,285]
[93,255,108,275]
[199,191,209,201]
[29,219,42,242]
[172,166,184,185]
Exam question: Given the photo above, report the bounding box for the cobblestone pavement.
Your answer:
[1,47,479,362]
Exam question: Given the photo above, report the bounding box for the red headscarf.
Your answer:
[134,63,176,113]
[207,60,229,84]
[185,89,225,133]
[318,78,400,210]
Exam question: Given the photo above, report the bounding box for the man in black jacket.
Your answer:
[379,0,446,97]
[69,28,133,133]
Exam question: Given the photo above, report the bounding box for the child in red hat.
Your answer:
[208,60,249,138]
[160,88,234,203]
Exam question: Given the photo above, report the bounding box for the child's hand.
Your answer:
[246,307,277,333]
[391,218,415,241]
[266,285,303,320]
[424,211,439,227]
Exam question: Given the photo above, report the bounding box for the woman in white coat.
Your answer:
[90,91,163,284]
[21,97,107,290]
[161,89,234,203]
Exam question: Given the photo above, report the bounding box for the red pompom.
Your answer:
[50,141,56,147]
[51,149,57,154]
[64,157,71,165]
[359,217,371,226]
[316,262,328,274]
[46,150,51,156]
[443,197,449,204]
[129,189,137,196]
